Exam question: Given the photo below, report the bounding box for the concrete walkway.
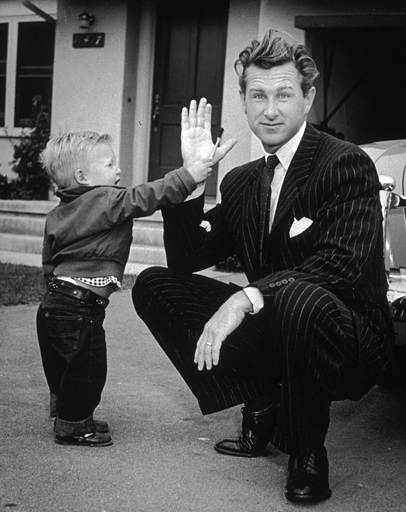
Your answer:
[1,253,406,512]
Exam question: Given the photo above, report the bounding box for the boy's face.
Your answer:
[80,142,121,187]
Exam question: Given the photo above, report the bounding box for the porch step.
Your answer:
[0,213,46,237]
[0,200,167,268]
[0,232,43,254]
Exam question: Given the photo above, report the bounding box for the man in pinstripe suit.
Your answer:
[132,30,395,503]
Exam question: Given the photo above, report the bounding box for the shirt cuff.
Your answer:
[242,286,264,315]
[184,183,205,201]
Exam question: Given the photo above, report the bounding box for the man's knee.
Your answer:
[273,279,321,311]
[131,265,167,313]
[272,280,351,348]
[273,280,338,334]
[133,265,167,288]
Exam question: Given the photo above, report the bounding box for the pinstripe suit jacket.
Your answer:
[163,124,394,361]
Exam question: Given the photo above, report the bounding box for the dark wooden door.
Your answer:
[148,0,229,197]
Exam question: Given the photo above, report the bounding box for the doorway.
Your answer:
[148,0,229,197]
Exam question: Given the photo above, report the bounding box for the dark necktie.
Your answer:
[259,154,279,264]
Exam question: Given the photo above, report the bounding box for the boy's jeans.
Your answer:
[36,290,108,437]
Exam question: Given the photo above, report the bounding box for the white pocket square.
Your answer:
[199,220,211,232]
[289,217,313,238]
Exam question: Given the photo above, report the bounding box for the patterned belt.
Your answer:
[48,278,109,307]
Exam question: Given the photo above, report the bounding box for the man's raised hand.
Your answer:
[181,98,237,170]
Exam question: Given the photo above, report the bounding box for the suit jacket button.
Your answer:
[276,281,282,286]
[288,277,295,283]
[281,279,289,284]
[269,283,275,288]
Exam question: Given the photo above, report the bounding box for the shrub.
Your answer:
[1,95,51,200]
[0,173,12,199]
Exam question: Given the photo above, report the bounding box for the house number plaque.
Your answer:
[73,33,105,48]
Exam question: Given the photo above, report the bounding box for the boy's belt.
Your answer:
[48,279,109,306]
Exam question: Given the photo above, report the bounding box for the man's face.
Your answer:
[241,62,315,154]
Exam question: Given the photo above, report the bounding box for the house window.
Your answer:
[15,21,55,127]
[0,17,55,132]
[0,23,8,127]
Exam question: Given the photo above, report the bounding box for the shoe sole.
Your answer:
[214,445,267,457]
[285,489,332,503]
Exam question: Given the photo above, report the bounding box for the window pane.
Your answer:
[0,23,8,127]
[15,21,55,127]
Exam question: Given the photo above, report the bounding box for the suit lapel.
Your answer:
[234,125,321,277]
[272,125,320,231]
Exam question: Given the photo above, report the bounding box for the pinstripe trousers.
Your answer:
[132,266,362,456]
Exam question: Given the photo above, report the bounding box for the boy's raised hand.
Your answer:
[181,98,237,170]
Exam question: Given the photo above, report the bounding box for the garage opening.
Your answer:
[296,14,406,144]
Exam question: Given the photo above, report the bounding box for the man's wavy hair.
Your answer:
[235,29,319,97]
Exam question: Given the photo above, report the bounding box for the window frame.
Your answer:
[0,14,55,137]
[0,23,8,127]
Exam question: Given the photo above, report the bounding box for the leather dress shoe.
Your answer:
[55,431,113,447]
[214,402,277,457]
[285,445,332,503]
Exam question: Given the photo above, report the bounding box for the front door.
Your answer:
[148,0,229,197]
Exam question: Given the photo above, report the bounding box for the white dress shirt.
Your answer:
[244,122,307,314]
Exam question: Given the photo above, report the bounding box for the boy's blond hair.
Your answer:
[40,131,112,189]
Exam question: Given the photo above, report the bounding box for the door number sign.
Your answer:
[73,33,105,48]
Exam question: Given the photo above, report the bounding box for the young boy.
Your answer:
[36,99,231,447]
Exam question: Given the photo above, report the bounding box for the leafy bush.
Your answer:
[1,95,51,200]
[0,173,12,199]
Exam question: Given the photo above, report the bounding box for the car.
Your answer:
[361,139,406,274]
[360,139,406,386]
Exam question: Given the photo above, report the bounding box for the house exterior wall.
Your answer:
[2,0,405,194]
[51,0,128,175]
[54,0,155,188]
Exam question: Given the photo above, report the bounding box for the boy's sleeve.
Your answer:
[107,167,197,223]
